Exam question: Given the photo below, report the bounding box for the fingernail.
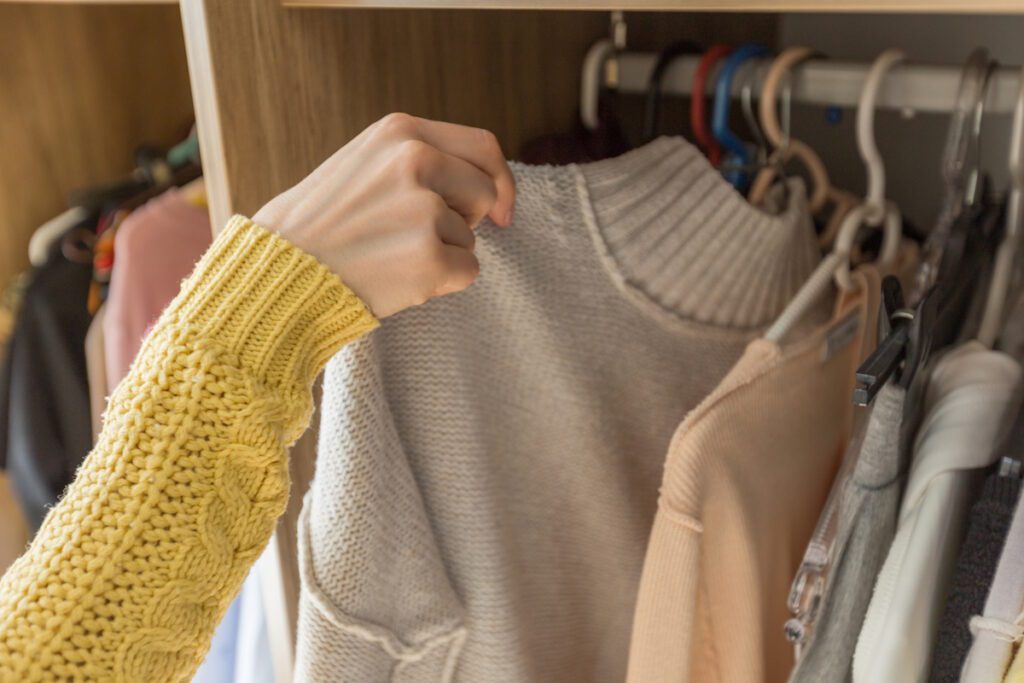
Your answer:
[503,207,514,226]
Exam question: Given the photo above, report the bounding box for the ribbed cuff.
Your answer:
[166,215,378,392]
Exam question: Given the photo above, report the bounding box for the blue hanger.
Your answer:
[712,43,770,190]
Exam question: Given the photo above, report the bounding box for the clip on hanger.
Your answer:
[977,65,1024,347]
[855,55,1001,406]
[643,41,702,142]
[692,44,733,166]
[914,48,994,297]
[712,42,770,189]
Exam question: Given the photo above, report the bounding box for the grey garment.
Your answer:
[296,138,822,683]
[929,473,1021,683]
[789,383,908,683]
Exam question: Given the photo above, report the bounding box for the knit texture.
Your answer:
[0,216,377,682]
[296,137,821,682]
[788,382,908,683]
[626,267,879,683]
[930,473,1021,682]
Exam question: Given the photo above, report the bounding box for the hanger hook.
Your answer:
[976,65,1024,347]
[942,48,994,204]
[713,43,771,187]
[759,46,816,149]
[857,49,906,226]
[751,45,831,213]
[834,201,902,291]
[691,44,734,167]
[740,69,769,164]
[1009,66,1024,191]
[643,41,702,142]
[581,39,615,131]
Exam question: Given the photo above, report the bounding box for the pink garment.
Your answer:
[104,188,211,387]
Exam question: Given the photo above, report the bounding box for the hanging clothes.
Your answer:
[962,462,1024,682]
[103,187,211,387]
[0,274,30,572]
[853,342,1022,683]
[786,381,909,683]
[0,220,95,530]
[627,266,881,683]
[930,471,1022,682]
[295,137,822,683]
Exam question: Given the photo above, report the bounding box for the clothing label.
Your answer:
[822,311,860,363]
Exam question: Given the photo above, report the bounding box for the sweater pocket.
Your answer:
[292,497,468,683]
[295,502,467,682]
[293,342,468,682]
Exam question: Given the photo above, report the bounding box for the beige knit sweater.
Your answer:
[295,138,822,682]
[628,266,881,683]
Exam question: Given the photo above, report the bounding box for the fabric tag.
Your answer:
[822,310,860,363]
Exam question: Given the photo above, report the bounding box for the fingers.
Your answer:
[436,244,480,295]
[422,151,499,229]
[434,203,476,250]
[378,114,516,227]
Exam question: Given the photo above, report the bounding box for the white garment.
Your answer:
[961,483,1024,682]
[853,341,1022,683]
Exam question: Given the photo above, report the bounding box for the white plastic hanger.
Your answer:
[766,50,905,343]
[580,39,614,131]
[580,12,626,131]
[977,66,1024,347]
[28,206,89,267]
[859,49,906,226]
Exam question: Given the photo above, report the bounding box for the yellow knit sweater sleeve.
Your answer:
[0,216,378,682]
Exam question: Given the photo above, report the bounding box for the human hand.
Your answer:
[254,113,516,318]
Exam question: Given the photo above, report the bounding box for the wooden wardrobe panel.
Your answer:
[0,4,193,287]
[182,0,776,660]
[186,1,776,218]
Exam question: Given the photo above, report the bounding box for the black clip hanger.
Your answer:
[643,41,702,142]
[854,276,915,406]
[853,184,1003,407]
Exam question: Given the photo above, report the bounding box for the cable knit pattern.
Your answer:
[0,216,377,682]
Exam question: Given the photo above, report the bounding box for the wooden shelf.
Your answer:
[282,0,1024,12]
[0,1,176,4]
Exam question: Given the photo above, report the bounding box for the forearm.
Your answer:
[0,217,376,682]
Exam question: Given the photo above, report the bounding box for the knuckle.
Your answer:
[376,112,417,139]
[393,139,435,182]
[476,127,500,154]
[421,192,449,223]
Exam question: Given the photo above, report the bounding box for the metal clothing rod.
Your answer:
[613,53,1024,115]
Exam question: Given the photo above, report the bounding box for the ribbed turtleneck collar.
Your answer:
[576,137,821,332]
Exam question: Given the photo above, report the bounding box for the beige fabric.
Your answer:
[84,305,108,443]
[627,266,881,683]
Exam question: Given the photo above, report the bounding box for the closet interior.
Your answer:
[5,1,1024,682]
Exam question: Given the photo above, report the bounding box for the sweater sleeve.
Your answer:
[0,216,378,682]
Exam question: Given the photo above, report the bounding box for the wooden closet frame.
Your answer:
[3,1,1023,681]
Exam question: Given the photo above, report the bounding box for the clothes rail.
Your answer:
[613,54,1024,115]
